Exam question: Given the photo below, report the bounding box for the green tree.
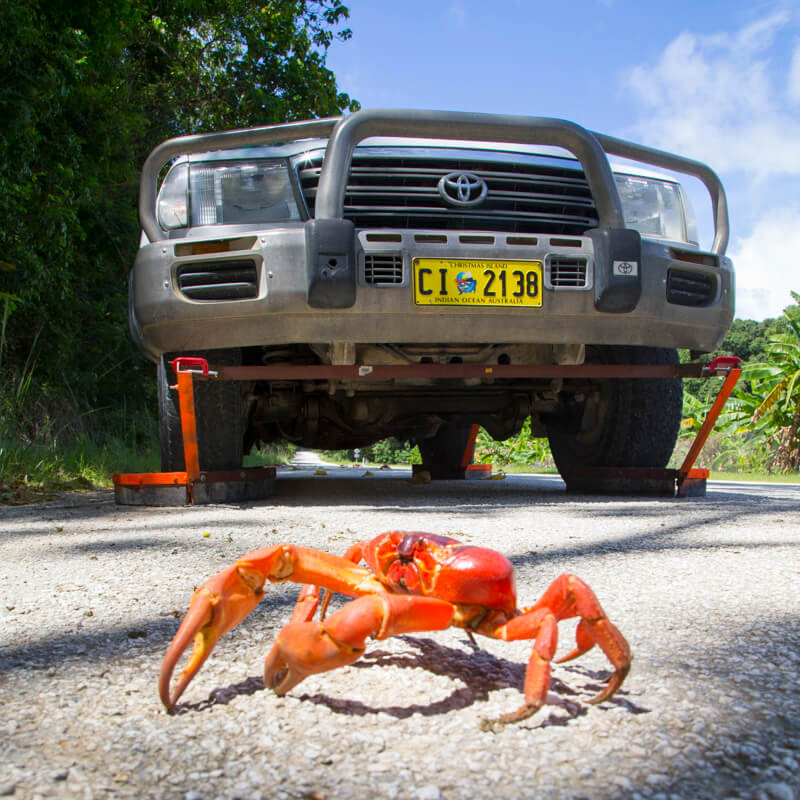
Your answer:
[130,0,358,133]
[721,318,773,362]
[0,0,356,446]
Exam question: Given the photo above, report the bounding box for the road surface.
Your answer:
[1,466,798,799]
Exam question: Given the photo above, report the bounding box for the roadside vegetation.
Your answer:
[322,439,422,467]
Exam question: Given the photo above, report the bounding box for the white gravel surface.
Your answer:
[1,466,798,800]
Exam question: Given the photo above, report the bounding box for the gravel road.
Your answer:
[1,466,798,800]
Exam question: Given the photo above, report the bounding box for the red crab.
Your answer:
[160,531,631,725]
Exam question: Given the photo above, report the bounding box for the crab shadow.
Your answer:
[173,634,648,729]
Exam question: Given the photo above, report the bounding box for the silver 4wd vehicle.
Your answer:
[130,109,734,486]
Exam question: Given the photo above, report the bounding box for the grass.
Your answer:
[488,462,558,474]
[244,441,298,466]
[0,437,298,506]
[707,470,800,483]
[0,434,159,505]
[486,463,799,482]
[317,450,355,466]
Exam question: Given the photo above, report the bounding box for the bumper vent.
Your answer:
[177,259,258,301]
[297,150,598,236]
[548,256,588,287]
[666,269,715,307]
[364,253,403,285]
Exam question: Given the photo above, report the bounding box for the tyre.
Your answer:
[157,349,244,472]
[418,424,474,478]
[545,346,682,486]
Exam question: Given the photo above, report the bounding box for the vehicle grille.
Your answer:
[364,253,404,285]
[548,256,589,288]
[666,268,716,307]
[297,152,599,236]
[176,259,259,301]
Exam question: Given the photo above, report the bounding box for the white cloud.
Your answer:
[445,1,466,29]
[789,38,800,102]
[623,10,800,179]
[623,10,800,320]
[728,206,800,320]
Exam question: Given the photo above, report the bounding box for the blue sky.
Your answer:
[326,0,800,321]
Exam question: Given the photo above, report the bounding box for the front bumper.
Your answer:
[131,223,734,357]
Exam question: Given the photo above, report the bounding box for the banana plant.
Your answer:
[727,292,800,470]
[740,293,800,426]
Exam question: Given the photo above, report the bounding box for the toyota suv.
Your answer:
[129,109,734,488]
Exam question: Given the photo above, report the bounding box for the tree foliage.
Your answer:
[726,293,800,472]
[681,313,789,404]
[133,0,358,132]
[0,0,356,444]
[680,293,800,473]
[474,419,554,469]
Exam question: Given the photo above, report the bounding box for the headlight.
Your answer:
[157,158,301,230]
[615,173,693,244]
[157,162,189,229]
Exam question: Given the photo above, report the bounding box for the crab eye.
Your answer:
[397,534,418,558]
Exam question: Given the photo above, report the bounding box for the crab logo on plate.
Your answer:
[438,172,488,207]
[455,272,477,294]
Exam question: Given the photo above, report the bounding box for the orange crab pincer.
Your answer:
[160,532,631,725]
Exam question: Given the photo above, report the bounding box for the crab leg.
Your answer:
[317,539,369,620]
[527,573,631,703]
[159,544,375,711]
[264,593,455,695]
[485,607,559,725]
[481,574,631,727]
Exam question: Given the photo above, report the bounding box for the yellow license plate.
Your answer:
[412,258,543,307]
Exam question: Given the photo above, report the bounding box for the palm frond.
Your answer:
[764,340,800,364]
[785,293,800,339]
[753,376,789,421]
[742,362,783,381]
[783,369,800,412]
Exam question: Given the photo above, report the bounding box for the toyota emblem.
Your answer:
[437,172,488,207]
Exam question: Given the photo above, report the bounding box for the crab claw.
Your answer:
[263,620,366,696]
[264,593,455,696]
[263,594,391,696]
[159,563,266,711]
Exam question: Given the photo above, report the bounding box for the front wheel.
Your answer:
[157,349,244,472]
[545,346,682,489]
